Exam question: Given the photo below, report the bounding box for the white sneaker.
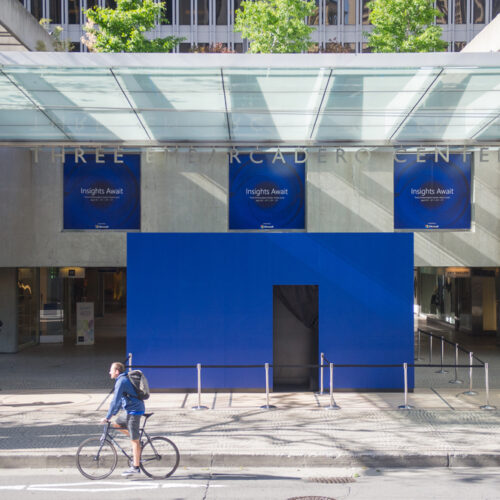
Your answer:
[121,466,141,477]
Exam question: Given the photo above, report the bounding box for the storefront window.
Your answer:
[473,0,485,23]
[215,0,228,24]
[39,268,64,343]
[344,0,356,24]
[436,0,448,24]
[454,0,466,23]
[18,268,39,348]
[198,0,210,25]
[179,0,191,25]
[48,0,62,23]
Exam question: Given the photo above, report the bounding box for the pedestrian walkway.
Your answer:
[1,389,500,469]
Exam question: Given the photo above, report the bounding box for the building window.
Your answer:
[18,268,39,348]
[454,0,466,23]
[48,0,62,24]
[343,42,356,52]
[344,0,356,24]
[198,0,209,24]
[436,0,448,24]
[160,0,173,24]
[494,0,500,18]
[215,0,228,24]
[325,0,338,25]
[454,41,466,50]
[362,0,370,24]
[234,42,244,53]
[179,0,191,24]
[179,42,192,52]
[308,0,320,25]
[473,0,485,22]
[30,0,44,20]
[68,0,80,24]
[105,0,117,7]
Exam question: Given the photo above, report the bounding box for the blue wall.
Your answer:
[127,233,414,390]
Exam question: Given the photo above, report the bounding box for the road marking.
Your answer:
[3,481,227,493]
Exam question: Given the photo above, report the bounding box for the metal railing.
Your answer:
[125,353,496,411]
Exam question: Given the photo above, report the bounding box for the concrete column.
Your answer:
[0,268,18,353]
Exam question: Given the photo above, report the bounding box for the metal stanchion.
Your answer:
[398,362,414,409]
[436,336,448,374]
[326,363,340,410]
[462,352,478,396]
[480,363,496,410]
[260,362,276,409]
[192,363,208,410]
[415,330,422,361]
[316,353,325,395]
[449,343,463,384]
[429,335,433,364]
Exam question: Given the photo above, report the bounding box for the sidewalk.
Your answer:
[1,389,500,469]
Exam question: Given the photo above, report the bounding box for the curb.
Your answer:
[2,452,500,469]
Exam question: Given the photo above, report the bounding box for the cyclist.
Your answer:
[101,361,145,477]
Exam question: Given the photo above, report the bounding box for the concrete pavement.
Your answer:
[1,389,500,469]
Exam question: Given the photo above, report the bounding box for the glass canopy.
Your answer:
[0,52,499,145]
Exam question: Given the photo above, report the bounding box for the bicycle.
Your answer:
[76,412,180,480]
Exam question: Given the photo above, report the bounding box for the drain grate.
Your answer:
[305,477,356,484]
[288,497,337,500]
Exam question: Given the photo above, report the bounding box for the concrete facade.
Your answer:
[0,147,499,268]
[0,0,54,51]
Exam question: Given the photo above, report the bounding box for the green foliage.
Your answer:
[366,0,448,52]
[82,0,183,53]
[37,18,74,52]
[234,0,316,53]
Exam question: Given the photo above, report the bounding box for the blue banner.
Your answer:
[64,154,140,230]
[394,153,471,230]
[229,153,305,230]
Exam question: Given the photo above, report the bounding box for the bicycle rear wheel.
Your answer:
[76,437,118,480]
[140,437,180,479]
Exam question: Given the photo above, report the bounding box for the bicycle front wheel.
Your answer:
[76,437,118,480]
[140,437,180,479]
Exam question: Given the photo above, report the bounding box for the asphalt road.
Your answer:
[0,466,499,499]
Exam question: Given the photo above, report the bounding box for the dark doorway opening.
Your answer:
[273,285,319,391]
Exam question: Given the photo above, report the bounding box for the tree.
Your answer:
[36,19,74,52]
[82,0,182,53]
[234,0,317,54]
[366,0,448,53]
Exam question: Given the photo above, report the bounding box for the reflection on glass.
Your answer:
[198,0,209,24]
[160,0,173,24]
[216,0,228,24]
[308,0,320,25]
[49,0,62,23]
[234,42,244,53]
[179,43,192,52]
[436,0,448,24]
[105,0,117,8]
[326,0,338,25]
[362,43,372,52]
[362,0,370,24]
[494,0,500,17]
[473,0,485,22]
[86,0,99,10]
[343,42,356,52]
[179,0,191,24]
[30,0,43,20]
[344,0,356,24]
[454,0,466,23]
[68,0,80,24]
[454,41,466,51]
[18,268,39,348]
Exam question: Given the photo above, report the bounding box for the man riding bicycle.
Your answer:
[101,361,145,477]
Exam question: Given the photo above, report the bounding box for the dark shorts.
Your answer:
[115,411,142,441]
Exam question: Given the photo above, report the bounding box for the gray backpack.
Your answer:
[127,370,150,400]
